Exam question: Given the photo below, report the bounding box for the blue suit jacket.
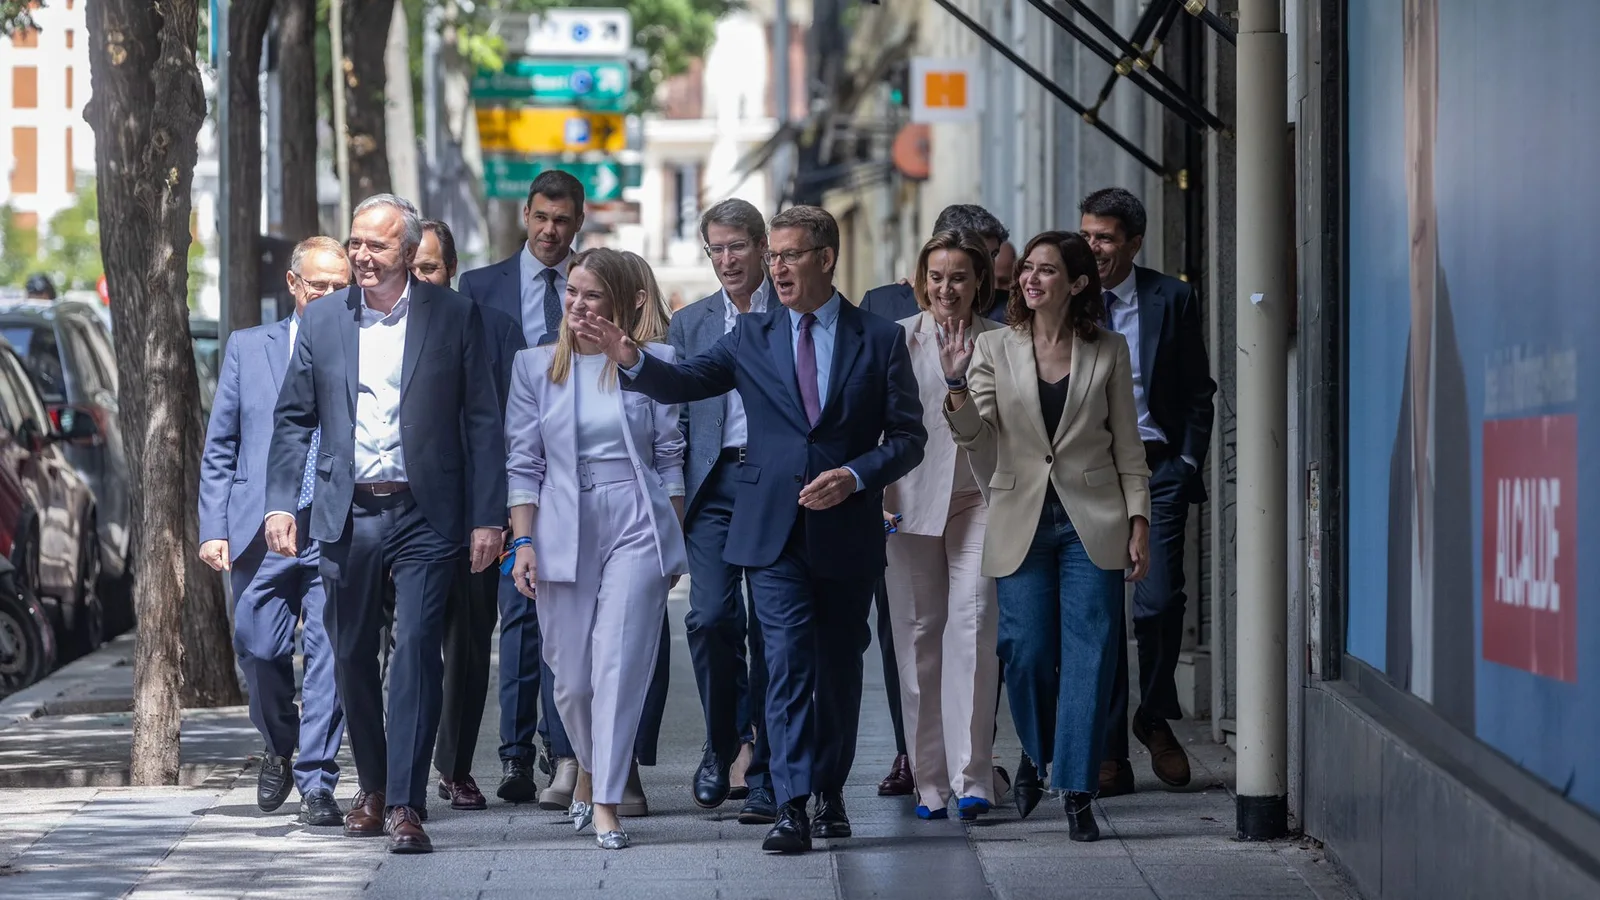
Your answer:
[458,250,539,405]
[199,317,296,560]
[266,280,506,545]
[667,290,735,507]
[1130,266,1216,502]
[625,297,927,579]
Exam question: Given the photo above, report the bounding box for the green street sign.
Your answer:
[472,59,631,111]
[483,157,642,202]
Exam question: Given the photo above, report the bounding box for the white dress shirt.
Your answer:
[719,280,769,450]
[288,312,301,364]
[520,243,572,348]
[353,284,411,483]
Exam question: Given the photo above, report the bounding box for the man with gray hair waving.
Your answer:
[266,194,506,854]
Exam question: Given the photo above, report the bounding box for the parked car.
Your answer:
[0,301,133,636]
[189,317,220,417]
[0,555,55,697]
[0,338,103,682]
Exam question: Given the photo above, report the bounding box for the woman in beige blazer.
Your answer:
[942,231,1150,842]
[883,230,1005,822]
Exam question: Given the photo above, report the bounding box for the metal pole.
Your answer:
[772,0,792,208]
[330,0,352,227]
[217,0,232,346]
[1234,0,1290,841]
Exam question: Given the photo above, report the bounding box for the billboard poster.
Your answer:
[1345,0,1599,815]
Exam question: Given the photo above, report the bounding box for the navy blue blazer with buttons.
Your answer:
[266,279,506,546]
[456,250,535,408]
[624,296,926,580]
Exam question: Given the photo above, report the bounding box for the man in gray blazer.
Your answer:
[671,198,775,824]
[198,236,351,827]
[266,195,506,854]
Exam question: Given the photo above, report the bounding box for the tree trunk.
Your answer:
[278,0,320,242]
[83,0,213,784]
[343,0,396,201]
[225,0,276,334]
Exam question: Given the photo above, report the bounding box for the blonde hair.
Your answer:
[621,250,671,343]
[548,247,660,387]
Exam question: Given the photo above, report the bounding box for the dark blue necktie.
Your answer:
[1103,291,1117,329]
[541,268,561,342]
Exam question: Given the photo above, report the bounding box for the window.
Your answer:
[0,352,24,437]
[59,319,108,397]
[7,324,66,403]
[64,128,73,192]
[12,66,37,108]
[65,30,74,49]
[11,29,38,48]
[65,67,73,108]
[10,128,38,194]
[2,350,49,436]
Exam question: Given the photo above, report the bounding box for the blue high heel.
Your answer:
[956,797,991,820]
[915,804,949,820]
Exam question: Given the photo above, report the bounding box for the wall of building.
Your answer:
[0,1,92,242]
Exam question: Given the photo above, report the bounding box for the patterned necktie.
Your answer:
[541,268,561,343]
[795,313,822,427]
[296,427,321,511]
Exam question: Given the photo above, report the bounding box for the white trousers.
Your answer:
[537,479,669,804]
[885,489,999,809]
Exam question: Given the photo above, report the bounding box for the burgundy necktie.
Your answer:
[796,312,821,426]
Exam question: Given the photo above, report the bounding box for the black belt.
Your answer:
[719,446,747,465]
[355,481,410,496]
[1143,441,1175,463]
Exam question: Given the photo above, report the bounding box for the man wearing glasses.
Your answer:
[670,198,777,825]
[198,235,352,828]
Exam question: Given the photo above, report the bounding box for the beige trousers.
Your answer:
[884,489,999,809]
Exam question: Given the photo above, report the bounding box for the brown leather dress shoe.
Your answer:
[1133,716,1193,787]
[385,805,433,854]
[344,789,386,837]
[438,775,488,810]
[877,754,914,797]
[1099,759,1135,797]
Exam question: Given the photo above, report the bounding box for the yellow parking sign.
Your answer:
[475,108,627,154]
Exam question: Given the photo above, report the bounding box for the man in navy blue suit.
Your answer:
[574,205,927,854]
[456,170,667,815]
[199,236,350,827]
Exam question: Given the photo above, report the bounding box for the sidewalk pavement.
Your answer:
[0,584,1361,899]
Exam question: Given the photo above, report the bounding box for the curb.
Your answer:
[0,633,135,731]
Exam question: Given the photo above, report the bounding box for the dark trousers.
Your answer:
[684,459,769,788]
[1106,451,1192,761]
[320,492,459,809]
[499,569,670,765]
[873,578,908,757]
[434,558,499,781]
[748,517,876,806]
[231,520,344,797]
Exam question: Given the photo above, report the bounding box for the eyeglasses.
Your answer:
[293,272,350,294]
[345,237,393,255]
[762,246,824,266]
[704,240,753,260]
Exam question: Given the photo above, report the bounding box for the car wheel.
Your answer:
[67,525,104,658]
[0,570,51,696]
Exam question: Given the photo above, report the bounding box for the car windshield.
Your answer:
[0,323,68,403]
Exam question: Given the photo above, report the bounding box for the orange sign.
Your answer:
[911,58,980,124]
[924,72,968,109]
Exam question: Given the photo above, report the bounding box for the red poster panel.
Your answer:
[1481,414,1578,682]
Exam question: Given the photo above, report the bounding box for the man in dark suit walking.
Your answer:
[1079,187,1217,796]
[856,202,1010,798]
[199,235,351,827]
[670,198,775,824]
[575,205,927,854]
[266,194,505,854]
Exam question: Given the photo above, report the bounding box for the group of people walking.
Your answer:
[197,172,1215,856]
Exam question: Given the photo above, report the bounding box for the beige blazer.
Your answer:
[885,311,1003,536]
[946,325,1150,577]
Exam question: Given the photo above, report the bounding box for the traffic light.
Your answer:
[887,62,909,107]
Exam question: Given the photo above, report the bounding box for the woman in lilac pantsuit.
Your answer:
[505,247,688,850]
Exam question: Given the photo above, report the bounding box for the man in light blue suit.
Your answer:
[199,236,350,827]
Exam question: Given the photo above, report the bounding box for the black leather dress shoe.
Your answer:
[497,758,538,804]
[737,784,777,825]
[811,792,851,839]
[298,789,343,826]
[1066,792,1100,842]
[257,753,293,812]
[1013,755,1044,820]
[693,744,731,809]
[762,800,812,853]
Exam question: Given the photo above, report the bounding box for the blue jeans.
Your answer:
[996,497,1123,793]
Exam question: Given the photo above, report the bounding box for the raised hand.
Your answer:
[935,318,975,382]
[569,309,641,368]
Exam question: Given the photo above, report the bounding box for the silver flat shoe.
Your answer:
[568,800,593,833]
[596,830,630,850]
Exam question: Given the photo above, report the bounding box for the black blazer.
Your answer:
[625,297,926,580]
[267,278,507,545]
[1131,266,1216,502]
[859,282,1009,324]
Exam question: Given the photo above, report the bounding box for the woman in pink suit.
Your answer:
[883,230,1006,821]
[505,247,688,850]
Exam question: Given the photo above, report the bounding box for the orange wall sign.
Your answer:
[911,58,981,124]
